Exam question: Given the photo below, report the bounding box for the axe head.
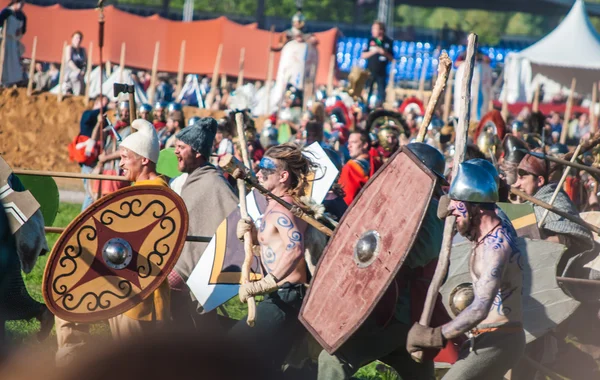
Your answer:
[113,83,135,97]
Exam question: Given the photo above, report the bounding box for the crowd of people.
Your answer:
[3,4,600,379]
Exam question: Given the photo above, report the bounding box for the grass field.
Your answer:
[8,202,396,379]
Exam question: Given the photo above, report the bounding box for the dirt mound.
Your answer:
[0,88,233,172]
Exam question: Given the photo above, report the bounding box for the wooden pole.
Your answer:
[45,226,212,242]
[118,42,126,83]
[105,61,112,77]
[84,42,93,104]
[148,41,160,105]
[538,143,583,228]
[511,188,600,234]
[220,73,227,90]
[470,65,480,121]
[0,20,7,85]
[532,82,540,113]
[591,83,597,134]
[385,60,396,109]
[416,53,452,142]
[57,41,68,103]
[327,54,335,96]
[176,40,186,96]
[442,69,455,124]
[265,50,275,116]
[236,47,245,89]
[414,33,478,363]
[560,78,576,145]
[26,36,38,96]
[205,43,223,108]
[234,113,258,327]
[501,64,509,122]
[13,169,129,181]
[302,64,316,112]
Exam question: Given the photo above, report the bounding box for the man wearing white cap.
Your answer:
[54,119,170,365]
[109,119,171,338]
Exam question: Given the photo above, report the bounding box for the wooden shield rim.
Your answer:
[42,185,189,323]
[299,147,437,353]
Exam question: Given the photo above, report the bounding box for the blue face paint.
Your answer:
[258,157,278,178]
[259,157,277,170]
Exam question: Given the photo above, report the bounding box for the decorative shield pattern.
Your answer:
[43,185,188,323]
[299,148,436,353]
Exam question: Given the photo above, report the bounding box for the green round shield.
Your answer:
[16,174,59,226]
[157,148,182,179]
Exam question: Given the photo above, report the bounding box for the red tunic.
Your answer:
[339,155,382,205]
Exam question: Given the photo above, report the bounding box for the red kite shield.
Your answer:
[299,148,436,353]
[43,185,188,323]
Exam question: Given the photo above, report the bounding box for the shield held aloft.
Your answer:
[43,185,188,323]
[299,148,436,353]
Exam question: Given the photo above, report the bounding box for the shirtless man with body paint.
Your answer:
[407,160,525,380]
[230,143,313,374]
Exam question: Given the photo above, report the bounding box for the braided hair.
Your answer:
[265,143,317,199]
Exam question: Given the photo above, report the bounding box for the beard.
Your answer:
[456,217,472,239]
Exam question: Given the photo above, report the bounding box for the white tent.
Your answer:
[504,0,600,103]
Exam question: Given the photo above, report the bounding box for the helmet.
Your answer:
[502,135,528,164]
[187,116,201,127]
[466,158,499,185]
[155,101,168,110]
[138,103,152,113]
[118,100,130,110]
[449,162,499,203]
[476,131,501,159]
[168,102,183,113]
[406,143,447,184]
[549,143,569,156]
[378,126,401,152]
[292,11,306,28]
[511,120,525,134]
[260,121,278,148]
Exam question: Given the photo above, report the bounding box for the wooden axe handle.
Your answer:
[416,53,453,143]
[413,33,478,363]
[234,112,257,327]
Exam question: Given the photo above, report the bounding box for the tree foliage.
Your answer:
[120,0,600,45]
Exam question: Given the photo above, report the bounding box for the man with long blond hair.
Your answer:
[231,143,316,374]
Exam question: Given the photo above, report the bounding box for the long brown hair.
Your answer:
[265,143,316,199]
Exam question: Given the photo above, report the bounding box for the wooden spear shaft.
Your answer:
[538,143,583,227]
[44,226,211,242]
[560,78,576,145]
[57,41,68,103]
[0,20,7,84]
[442,69,455,124]
[532,82,540,113]
[414,33,478,363]
[13,169,129,181]
[234,113,257,327]
[26,36,38,96]
[385,59,396,108]
[501,64,509,122]
[205,43,223,108]
[148,41,160,105]
[237,47,245,89]
[327,54,335,97]
[416,52,452,142]
[591,83,598,134]
[511,188,600,234]
[176,40,186,97]
[118,42,126,83]
[84,42,93,104]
